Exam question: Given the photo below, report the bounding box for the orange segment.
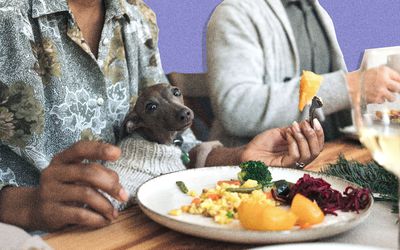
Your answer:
[291,194,324,227]
[299,71,323,111]
[238,199,297,231]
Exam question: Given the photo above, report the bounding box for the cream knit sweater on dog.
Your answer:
[106,134,186,210]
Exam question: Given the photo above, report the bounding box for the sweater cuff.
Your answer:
[0,168,18,192]
[192,141,223,168]
[318,70,352,115]
[0,223,52,250]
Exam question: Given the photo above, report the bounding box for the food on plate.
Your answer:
[376,110,400,123]
[173,179,274,224]
[238,193,297,231]
[272,180,291,197]
[169,161,371,231]
[237,161,272,187]
[291,194,324,228]
[176,181,188,194]
[299,71,323,111]
[274,174,371,215]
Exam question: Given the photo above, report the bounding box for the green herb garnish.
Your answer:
[226,211,234,219]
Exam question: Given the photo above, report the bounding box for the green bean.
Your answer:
[226,184,262,193]
[176,181,188,194]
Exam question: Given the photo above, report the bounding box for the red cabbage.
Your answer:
[285,174,371,215]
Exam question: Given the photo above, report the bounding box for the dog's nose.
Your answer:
[178,108,193,122]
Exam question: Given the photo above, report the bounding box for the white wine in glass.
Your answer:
[353,50,400,246]
[360,122,400,177]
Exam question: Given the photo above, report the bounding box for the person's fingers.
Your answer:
[59,205,111,229]
[382,89,397,102]
[52,141,121,164]
[299,120,320,158]
[49,183,117,221]
[389,69,400,82]
[36,202,111,231]
[313,118,325,150]
[386,80,400,93]
[53,162,128,202]
[290,121,311,163]
[284,129,300,166]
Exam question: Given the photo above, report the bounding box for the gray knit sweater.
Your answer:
[207,0,352,147]
[105,134,186,210]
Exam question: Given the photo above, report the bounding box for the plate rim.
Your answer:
[136,166,374,244]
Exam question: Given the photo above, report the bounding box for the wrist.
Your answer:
[0,187,38,230]
[204,146,244,166]
[346,70,360,96]
[239,144,256,164]
[346,70,362,107]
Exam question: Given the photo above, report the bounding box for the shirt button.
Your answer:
[97,97,104,106]
[102,38,110,46]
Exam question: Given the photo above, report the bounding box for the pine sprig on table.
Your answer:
[320,154,398,212]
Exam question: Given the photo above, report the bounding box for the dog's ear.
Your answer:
[119,111,144,140]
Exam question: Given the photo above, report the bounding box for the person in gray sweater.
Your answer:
[207,0,400,147]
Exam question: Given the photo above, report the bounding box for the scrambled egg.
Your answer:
[169,180,276,224]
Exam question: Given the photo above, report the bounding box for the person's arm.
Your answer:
[0,146,41,229]
[206,3,351,137]
[203,119,324,168]
[0,141,129,231]
[0,187,37,229]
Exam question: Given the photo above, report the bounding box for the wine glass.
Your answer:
[352,50,400,246]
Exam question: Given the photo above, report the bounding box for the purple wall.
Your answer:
[146,0,400,73]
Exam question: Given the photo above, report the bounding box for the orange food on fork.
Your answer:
[299,71,323,111]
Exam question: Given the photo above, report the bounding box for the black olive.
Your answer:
[274,180,291,196]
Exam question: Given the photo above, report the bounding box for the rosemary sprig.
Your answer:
[320,154,398,213]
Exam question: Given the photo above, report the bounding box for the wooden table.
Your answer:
[44,139,374,250]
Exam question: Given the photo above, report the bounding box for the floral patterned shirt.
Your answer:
[0,0,199,188]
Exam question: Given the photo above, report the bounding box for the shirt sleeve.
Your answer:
[0,145,40,190]
[0,167,17,191]
[134,1,169,87]
[0,8,48,177]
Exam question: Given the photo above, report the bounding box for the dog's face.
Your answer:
[120,83,194,144]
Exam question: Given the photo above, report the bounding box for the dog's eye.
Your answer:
[172,88,181,97]
[145,103,158,112]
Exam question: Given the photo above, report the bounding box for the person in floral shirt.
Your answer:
[0,0,324,231]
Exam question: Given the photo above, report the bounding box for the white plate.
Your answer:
[252,242,385,250]
[137,167,373,244]
[339,125,359,141]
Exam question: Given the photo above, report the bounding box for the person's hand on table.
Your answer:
[240,119,324,168]
[0,141,128,231]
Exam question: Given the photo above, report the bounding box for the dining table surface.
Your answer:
[43,138,398,250]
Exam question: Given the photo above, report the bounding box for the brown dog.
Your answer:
[119,83,194,144]
[107,83,195,210]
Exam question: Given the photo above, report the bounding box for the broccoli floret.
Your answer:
[238,161,272,187]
